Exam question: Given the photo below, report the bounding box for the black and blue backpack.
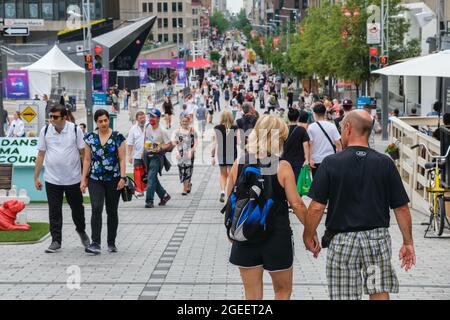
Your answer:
[221,159,279,243]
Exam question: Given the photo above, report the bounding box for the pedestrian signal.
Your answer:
[369,47,379,71]
[379,55,388,67]
[93,45,103,70]
[84,54,93,71]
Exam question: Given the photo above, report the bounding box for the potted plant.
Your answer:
[385,142,400,160]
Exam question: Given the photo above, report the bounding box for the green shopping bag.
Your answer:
[297,165,312,196]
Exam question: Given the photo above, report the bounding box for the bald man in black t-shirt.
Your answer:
[303,110,416,301]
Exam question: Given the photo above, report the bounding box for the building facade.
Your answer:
[120,0,194,48]
[191,0,201,41]
[211,0,226,13]
[0,0,120,42]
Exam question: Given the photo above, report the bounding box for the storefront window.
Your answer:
[29,2,39,18]
[42,2,54,19]
[5,1,16,18]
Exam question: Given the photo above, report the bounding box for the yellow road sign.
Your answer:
[21,106,37,123]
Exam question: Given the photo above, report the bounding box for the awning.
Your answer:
[372,50,450,77]
[23,45,84,73]
[186,58,212,69]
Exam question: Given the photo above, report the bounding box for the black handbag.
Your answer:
[121,177,136,202]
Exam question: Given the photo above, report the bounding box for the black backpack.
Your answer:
[221,158,279,243]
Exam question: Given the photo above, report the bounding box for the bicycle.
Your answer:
[412,143,450,237]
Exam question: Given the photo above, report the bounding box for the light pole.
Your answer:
[270,19,282,35]
[251,24,274,37]
[82,0,94,132]
[275,14,290,49]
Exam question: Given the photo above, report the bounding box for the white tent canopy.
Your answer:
[372,50,450,77]
[22,45,85,98]
[23,45,84,73]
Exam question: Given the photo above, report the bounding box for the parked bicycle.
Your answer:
[412,143,450,237]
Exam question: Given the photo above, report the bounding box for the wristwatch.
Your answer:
[120,177,127,181]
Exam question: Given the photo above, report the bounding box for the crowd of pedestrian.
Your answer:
[24,39,417,301]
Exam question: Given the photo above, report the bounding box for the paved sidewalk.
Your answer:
[0,161,449,300]
[1,90,449,300]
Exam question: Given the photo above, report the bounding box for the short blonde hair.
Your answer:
[220,111,234,129]
[247,115,288,158]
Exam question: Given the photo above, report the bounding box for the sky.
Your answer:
[228,0,243,14]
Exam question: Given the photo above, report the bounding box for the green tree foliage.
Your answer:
[249,0,421,89]
[232,9,252,39]
[210,11,230,35]
[210,50,221,62]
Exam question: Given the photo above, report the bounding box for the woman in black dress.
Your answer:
[162,96,174,129]
[211,110,238,202]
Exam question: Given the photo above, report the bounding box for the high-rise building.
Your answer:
[192,0,201,40]
[120,0,194,47]
[211,0,226,13]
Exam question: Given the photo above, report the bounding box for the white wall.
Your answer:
[421,76,438,115]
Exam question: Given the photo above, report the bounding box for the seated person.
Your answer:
[433,113,450,141]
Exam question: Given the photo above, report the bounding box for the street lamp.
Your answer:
[282,6,301,21]
[275,14,291,49]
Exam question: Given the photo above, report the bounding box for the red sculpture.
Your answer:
[0,199,30,231]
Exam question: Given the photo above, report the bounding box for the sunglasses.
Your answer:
[49,115,63,120]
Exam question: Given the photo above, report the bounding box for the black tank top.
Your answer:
[237,155,291,235]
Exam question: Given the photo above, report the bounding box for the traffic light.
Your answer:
[369,47,379,71]
[379,55,389,68]
[93,45,103,70]
[84,54,93,71]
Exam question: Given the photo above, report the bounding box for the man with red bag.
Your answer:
[127,111,147,196]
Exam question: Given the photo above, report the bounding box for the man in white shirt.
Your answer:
[127,111,146,196]
[7,111,25,137]
[308,103,342,177]
[34,105,90,253]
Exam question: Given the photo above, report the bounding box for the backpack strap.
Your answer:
[284,126,299,148]
[45,123,77,141]
[316,121,337,153]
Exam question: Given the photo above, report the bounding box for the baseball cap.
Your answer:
[342,99,353,106]
[148,108,161,118]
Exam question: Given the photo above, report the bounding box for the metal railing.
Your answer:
[389,116,441,212]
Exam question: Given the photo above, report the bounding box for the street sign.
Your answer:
[4,19,44,27]
[76,45,84,56]
[21,106,37,123]
[2,27,29,36]
[367,23,381,44]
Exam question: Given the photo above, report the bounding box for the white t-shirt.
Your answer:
[38,122,84,185]
[144,124,171,152]
[127,124,146,160]
[307,120,341,164]
[7,119,25,137]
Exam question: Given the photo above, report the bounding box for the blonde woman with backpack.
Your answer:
[225,115,320,300]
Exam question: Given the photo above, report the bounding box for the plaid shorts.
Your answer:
[326,227,399,300]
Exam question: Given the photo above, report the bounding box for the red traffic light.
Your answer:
[94,45,103,55]
[369,47,378,55]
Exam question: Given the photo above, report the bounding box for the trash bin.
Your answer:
[109,112,117,130]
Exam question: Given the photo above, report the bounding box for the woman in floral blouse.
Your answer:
[81,109,126,255]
